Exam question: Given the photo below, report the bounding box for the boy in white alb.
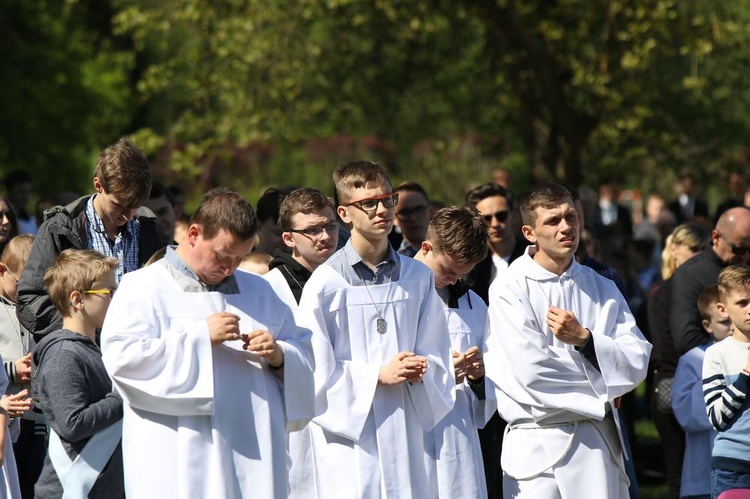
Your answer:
[672,284,731,499]
[485,182,651,498]
[262,188,338,499]
[101,189,315,499]
[298,161,454,498]
[414,205,497,499]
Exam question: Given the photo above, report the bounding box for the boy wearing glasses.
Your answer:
[298,160,453,498]
[392,181,431,258]
[414,205,497,499]
[32,249,124,498]
[670,206,750,355]
[263,187,338,499]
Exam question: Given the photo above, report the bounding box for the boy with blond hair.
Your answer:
[703,265,750,497]
[414,205,497,498]
[673,285,731,498]
[299,161,453,498]
[32,249,123,498]
[0,235,44,498]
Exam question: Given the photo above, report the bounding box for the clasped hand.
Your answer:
[453,346,485,384]
[379,351,427,385]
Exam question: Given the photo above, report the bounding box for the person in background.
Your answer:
[4,172,36,236]
[672,284,731,499]
[649,223,711,499]
[16,137,167,341]
[392,182,430,258]
[0,235,44,499]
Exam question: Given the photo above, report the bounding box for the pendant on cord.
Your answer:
[377,318,387,334]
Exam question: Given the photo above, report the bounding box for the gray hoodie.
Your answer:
[32,329,124,499]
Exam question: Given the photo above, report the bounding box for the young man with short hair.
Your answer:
[414,205,497,499]
[17,138,166,340]
[100,188,314,498]
[298,160,453,498]
[485,182,651,498]
[263,187,338,499]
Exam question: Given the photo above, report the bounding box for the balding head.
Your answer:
[713,207,750,265]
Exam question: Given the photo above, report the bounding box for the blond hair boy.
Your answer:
[32,249,124,498]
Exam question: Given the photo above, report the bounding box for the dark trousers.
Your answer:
[13,419,47,499]
[479,412,506,499]
[652,400,685,499]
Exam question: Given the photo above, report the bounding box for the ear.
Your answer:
[521,224,537,244]
[337,205,351,224]
[282,231,295,249]
[420,240,433,255]
[0,262,7,276]
[93,177,104,194]
[702,319,712,333]
[69,290,84,310]
[186,224,202,245]
[717,302,728,317]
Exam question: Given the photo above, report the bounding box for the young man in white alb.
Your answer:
[485,182,651,498]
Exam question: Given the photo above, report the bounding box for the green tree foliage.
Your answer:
[3,0,750,203]
[0,0,137,195]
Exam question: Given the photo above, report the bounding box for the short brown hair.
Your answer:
[44,249,118,317]
[519,183,574,227]
[1,234,34,274]
[425,205,488,265]
[279,188,335,231]
[394,182,429,203]
[332,161,391,205]
[93,137,152,209]
[718,265,750,302]
[697,284,721,322]
[465,182,512,210]
[191,188,258,241]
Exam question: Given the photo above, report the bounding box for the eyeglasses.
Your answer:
[287,221,339,239]
[482,210,510,224]
[345,193,399,213]
[6,271,18,286]
[396,205,428,220]
[83,288,117,296]
[718,231,750,256]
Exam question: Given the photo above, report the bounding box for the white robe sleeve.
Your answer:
[404,274,454,432]
[101,269,216,417]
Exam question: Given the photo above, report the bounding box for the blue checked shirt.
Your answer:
[85,197,141,283]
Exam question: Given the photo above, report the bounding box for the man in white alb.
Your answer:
[100,188,315,499]
[486,182,651,498]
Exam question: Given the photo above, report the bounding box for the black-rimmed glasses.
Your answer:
[718,231,750,256]
[287,221,339,239]
[344,193,399,213]
[482,210,510,224]
[396,205,428,220]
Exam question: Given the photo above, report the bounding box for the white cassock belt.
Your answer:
[503,414,629,485]
[48,420,122,499]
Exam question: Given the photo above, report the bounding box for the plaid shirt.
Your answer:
[85,196,141,283]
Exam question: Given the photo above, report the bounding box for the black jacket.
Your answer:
[268,248,312,305]
[464,237,528,305]
[669,247,723,355]
[17,195,167,341]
